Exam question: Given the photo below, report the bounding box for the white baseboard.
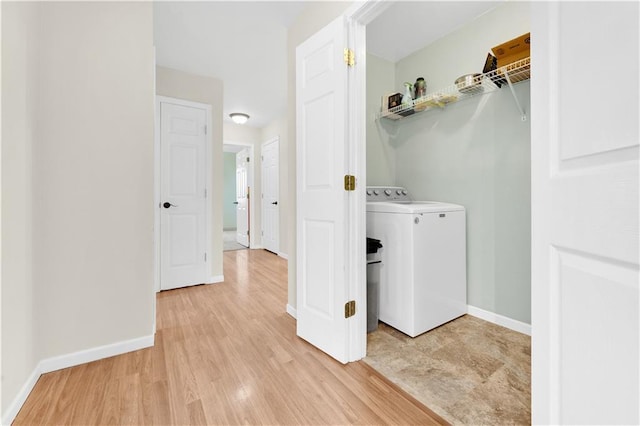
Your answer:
[250,245,263,250]
[2,364,41,426]
[467,305,531,336]
[207,275,224,284]
[1,334,154,426]
[39,334,154,374]
[278,252,288,260]
[286,304,297,319]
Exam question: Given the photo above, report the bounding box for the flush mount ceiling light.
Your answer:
[229,112,250,125]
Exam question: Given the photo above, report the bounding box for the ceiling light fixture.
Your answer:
[229,112,250,125]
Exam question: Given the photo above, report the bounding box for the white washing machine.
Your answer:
[366,186,467,337]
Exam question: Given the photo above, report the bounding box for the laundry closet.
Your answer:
[366,1,531,330]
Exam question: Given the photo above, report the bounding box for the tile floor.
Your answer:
[364,315,531,425]
[223,229,248,251]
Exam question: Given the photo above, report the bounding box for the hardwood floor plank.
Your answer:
[13,249,447,425]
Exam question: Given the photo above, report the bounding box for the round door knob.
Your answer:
[396,189,403,195]
[163,202,171,209]
[271,201,278,205]
[366,190,372,196]
[384,189,392,196]
[373,189,380,195]
[402,190,408,195]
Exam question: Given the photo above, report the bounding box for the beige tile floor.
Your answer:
[364,315,531,425]
[223,229,248,251]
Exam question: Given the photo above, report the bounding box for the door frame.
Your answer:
[345,0,638,422]
[261,136,280,255]
[223,140,256,248]
[332,0,395,364]
[154,96,212,294]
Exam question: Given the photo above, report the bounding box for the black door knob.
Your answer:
[271,201,278,205]
[233,201,239,205]
[163,202,172,208]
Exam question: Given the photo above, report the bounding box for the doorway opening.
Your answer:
[358,1,532,423]
[223,141,255,252]
[155,96,212,293]
[261,136,280,254]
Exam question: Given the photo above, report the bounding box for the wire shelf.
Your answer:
[377,57,530,121]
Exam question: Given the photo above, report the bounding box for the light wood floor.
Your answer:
[15,249,447,425]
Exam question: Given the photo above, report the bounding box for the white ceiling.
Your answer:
[154,1,502,130]
[153,1,306,129]
[367,1,502,63]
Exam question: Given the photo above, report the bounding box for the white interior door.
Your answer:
[236,149,249,247]
[532,3,639,424]
[261,138,279,253]
[160,101,208,291]
[296,16,354,364]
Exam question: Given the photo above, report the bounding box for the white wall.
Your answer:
[224,121,261,145]
[287,1,353,311]
[368,2,531,323]
[1,1,38,413]
[156,66,224,280]
[2,2,156,421]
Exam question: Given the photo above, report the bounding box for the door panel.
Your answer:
[262,138,279,253]
[532,2,639,424]
[236,149,249,247]
[296,16,349,363]
[160,102,207,290]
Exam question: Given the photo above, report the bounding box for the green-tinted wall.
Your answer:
[367,2,531,324]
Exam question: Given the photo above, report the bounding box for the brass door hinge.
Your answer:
[343,48,355,67]
[344,175,356,191]
[344,300,356,318]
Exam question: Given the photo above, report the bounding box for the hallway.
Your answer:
[14,250,445,425]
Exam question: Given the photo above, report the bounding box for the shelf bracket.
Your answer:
[503,71,527,121]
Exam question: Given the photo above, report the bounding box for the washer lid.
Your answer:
[366,201,465,214]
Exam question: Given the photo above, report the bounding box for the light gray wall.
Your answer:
[223,153,237,230]
[1,1,39,414]
[366,53,396,185]
[369,2,531,323]
[394,2,531,91]
[2,3,155,415]
[34,2,156,358]
[156,66,224,280]
[393,85,531,324]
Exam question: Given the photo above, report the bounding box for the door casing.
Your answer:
[154,96,212,294]
[224,141,256,248]
[235,148,250,247]
[261,137,280,254]
[346,1,638,424]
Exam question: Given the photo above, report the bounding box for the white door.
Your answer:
[160,101,208,291]
[236,149,249,247]
[296,16,354,363]
[532,2,639,424]
[261,138,279,253]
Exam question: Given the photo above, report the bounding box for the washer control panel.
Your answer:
[366,186,410,202]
